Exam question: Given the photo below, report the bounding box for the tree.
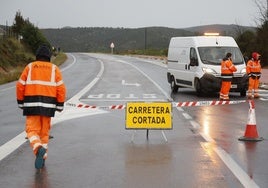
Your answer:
[21,20,50,53]
[12,11,25,35]
[254,0,268,66]
[236,0,268,66]
[255,21,268,66]
[11,11,51,53]
[254,0,268,25]
[236,30,256,58]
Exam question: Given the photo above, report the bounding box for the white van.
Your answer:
[166,36,248,96]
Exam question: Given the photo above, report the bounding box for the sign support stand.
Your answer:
[131,129,168,142]
[131,130,137,143]
[161,131,168,142]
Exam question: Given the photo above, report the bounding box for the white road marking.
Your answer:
[116,59,173,102]
[182,112,192,120]
[0,53,261,187]
[215,147,259,188]
[133,57,167,68]
[84,93,161,101]
[176,107,260,188]
[0,132,26,161]
[190,120,201,130]
[0,86,15,92]
[81,99,167,102]
[61,53,77,72]
[199,132,215,143]
[175,106,184,112]
[121,80,140,86]
[0,53,105,162]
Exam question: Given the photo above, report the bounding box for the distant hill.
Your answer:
[183,24,255,35]
[40,24,255,53]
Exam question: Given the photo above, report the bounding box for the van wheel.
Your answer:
[195,79,203,96]
[171,78,179,93]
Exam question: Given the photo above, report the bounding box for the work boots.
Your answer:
[35,147,46,169]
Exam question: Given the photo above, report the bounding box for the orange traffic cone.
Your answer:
[239,100,263,141]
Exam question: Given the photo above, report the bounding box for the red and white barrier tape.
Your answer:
[66,102,126,110]
[65,100,247,110]
[174,100,247,107]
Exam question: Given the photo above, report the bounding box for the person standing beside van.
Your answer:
[246,52,262,99]
[219,53,237,100]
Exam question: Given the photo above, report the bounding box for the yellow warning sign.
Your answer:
[126,102,172,129]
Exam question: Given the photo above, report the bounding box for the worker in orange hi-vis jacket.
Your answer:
[246,52,262,99]
[16,45,66,169]
[219,52,237,101]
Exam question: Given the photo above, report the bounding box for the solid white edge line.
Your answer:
[0,132,26,161]
[199,132,215,143]
[67,58,104,103]
[0,86,15,92]
[0,53,103,162]
[214,147,259,188]
[176,107,260,188]
[60,53,76,72]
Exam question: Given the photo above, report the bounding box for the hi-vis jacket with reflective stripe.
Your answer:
[221,59,237,81]
[246,59,261,78]
[16,61,66,117]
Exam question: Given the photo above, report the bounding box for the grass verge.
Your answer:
[0,53,67,85]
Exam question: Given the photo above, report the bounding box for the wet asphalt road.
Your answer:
[1,53,268,187]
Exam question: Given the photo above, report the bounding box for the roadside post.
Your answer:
[125,102,172,142]
[110,42,114,54]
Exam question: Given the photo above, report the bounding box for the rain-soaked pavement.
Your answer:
[0,108,244,188]
[1,55,268,187]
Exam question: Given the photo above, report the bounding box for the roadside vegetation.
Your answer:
[0,11,66,84]
[0,37,66,84]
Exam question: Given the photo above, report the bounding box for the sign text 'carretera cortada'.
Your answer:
[126,102,172,129]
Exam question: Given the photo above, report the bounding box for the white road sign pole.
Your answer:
[110,42,114,54]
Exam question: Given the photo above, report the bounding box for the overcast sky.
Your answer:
[0,0,263,29]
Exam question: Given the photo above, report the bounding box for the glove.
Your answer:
[56,106,64,112]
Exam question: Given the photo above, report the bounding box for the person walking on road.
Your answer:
[219,52,237,100]
[246,52,262,99]
[16,45,66,169]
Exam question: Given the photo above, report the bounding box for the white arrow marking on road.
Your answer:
[121,80,140,86]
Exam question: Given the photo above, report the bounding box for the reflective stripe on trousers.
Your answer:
[26,116,51,156]
[220,81,231,99]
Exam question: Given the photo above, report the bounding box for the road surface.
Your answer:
[0,53,268,187]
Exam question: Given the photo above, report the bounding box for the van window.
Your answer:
[198,47,244,65]
[190,48,198,66]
